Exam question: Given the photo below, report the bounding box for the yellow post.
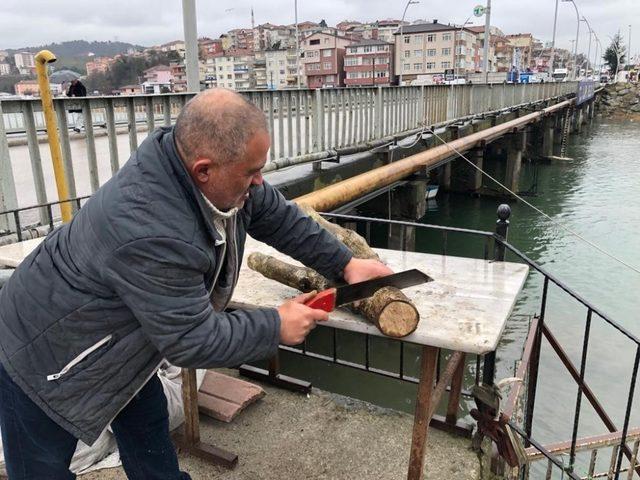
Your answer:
[35,50,72,223]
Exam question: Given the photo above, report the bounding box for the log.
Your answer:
[247,253,330,292]
[247,253,419,338]
[298,204,379,261]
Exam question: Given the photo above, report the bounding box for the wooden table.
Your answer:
[231,237,530,479]
[0,236,529,478]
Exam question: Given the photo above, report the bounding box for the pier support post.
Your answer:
[573,107,583,133]
[542,117,554,159]
[505,131,525,193]
[553,112,563,147]
[387,181,426,251]
[450,146,483,194]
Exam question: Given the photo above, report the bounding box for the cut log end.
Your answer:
[358,286,419,338]
[377,301,419,338]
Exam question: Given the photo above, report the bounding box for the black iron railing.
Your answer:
[1,196,637,479]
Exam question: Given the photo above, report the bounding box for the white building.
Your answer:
[0,63,11,76]
[14,52,35,75]
[214,53,255,90]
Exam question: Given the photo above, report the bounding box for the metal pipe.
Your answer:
[34,50,72,223]
[483,0,492,82]
[294,97,574,211]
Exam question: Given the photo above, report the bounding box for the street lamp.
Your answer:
[398,0,419,86]
[581,17,593,77]
[549,0,559,76]
[561,0,580,79]
[294,0,301,88]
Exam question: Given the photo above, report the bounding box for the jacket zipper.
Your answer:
[221,216,240,312]
[47,334,113,381]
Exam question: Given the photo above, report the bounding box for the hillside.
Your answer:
[6,40,146,74]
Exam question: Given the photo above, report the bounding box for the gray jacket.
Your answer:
[0,127,352,445]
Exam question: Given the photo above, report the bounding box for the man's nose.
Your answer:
[252,172,264,186]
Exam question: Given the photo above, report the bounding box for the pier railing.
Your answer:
[0,82,577,234]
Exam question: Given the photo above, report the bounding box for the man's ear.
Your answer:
[189,157,214,185]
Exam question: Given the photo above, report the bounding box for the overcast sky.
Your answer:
[1,0,638,58]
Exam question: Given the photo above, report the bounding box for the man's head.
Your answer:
[174,88,269,210]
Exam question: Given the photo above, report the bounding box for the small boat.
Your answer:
[425,184,439,200]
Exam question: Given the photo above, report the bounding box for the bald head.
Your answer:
[174,88,268,166]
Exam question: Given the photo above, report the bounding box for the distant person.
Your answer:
[67,79,87,133]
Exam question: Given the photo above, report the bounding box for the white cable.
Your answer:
[424,126,640,276]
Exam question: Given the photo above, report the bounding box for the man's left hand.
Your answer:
[343,257,394,285]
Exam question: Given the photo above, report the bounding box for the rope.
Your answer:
[423,125,640,276]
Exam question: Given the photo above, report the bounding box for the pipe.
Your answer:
[34,50,72,223]
[294,98,575,211]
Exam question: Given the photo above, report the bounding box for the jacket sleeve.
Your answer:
[102,237,281,369]
[246,181,353,282]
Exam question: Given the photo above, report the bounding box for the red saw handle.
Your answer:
[304,288,337,312]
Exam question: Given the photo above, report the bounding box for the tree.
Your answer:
[319,19,328,28]
[604,33,626,75]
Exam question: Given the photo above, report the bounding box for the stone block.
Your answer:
[198,370,266,423]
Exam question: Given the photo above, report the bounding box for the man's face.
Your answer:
[195,131,270,210]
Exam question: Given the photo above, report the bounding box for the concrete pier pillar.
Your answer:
[542,117,554,159]
[450,146,483,193]
[574,107,583,133]
[387,181,426,251]
[553,113,564,147]
[505,131,525,193]
[441,163,451,190]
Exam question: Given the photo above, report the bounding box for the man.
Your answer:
[0,89,392,479]
[66,78,87,132]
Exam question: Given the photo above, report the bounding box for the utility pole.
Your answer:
[549,0,559,76]
[629,25,632,66]
[295,0,301,88]
[182,0,200,92]
[483,0,492,83]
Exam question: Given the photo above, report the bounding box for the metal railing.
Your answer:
[0,82,578,234]
[0,189,635,479]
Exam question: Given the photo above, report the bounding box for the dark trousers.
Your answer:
[0,363,191,480]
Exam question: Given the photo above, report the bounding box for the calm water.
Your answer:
[277,117,640,475]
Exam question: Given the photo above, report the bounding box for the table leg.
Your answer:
[173,368,238,468]
[446,353,466,425]
[407,345,439,480]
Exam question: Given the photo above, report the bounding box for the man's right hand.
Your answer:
[277,291,329,345]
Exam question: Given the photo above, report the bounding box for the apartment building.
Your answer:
[199,37,224,58]
[467,26,504,72]
[0,63,11,76]
[142,65,174,93]
[394,21,477,84]
[214,51,255,90]
[376,20,406,44]
[506,34,534,71]
[494,35,515,72]
[344,39,394,86]
[85,57,114,76]
[228,29,255,51]
[14,52,35,75]
[254,23,297,51]
[159,40,186,59]
[301,32,353,88]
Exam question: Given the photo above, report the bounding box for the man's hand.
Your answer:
[342,257,394,284]
[277,291,329,345]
